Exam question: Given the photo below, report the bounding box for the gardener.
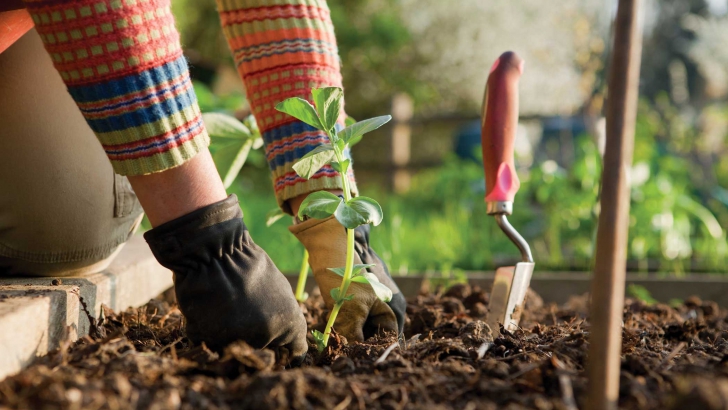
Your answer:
[0,0,405,363]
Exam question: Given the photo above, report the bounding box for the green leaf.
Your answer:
[353,264,375,276]
[266,208,286,227]
[346,134,365,148]
[275,98,324,130]
[328,264,375,278]
[368,279,394,303]
[328,267,346,277]
[312,329,326,352]
[330,288,340,301]
[311,87,343,132]
[627,284,657,305]
[331,159,350,174]
[333,196,384,228]
[298,191,343,220]
[292,144,335,179]
[338,115,392,146]
[242,114,260,136]
[348,196,384,226]
[210,139,254,189]
[330,288,354,303]
[350,267,379,283]
[241,115,264,150]
[344,115,357,127]
[677,195,724,239]
[252,137,264,150]
[334,201,368,229]
[351,271,393,302]
[203,113,260,188]
[302,144,334,159]
[203,112,252,140]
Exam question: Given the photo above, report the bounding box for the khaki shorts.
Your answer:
[0,30,143,277]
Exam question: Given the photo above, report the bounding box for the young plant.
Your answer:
[267,208,310,302]
[202,113,263,189]
[275,87,393,350]
[295,249,310,302]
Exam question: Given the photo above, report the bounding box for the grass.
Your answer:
[228,148,728,275]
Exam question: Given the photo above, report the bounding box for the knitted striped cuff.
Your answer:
[268,122,358,211]
[217,0,357,211]
[25,0,209,176]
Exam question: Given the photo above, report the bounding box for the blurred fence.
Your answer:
[354,93,567,193]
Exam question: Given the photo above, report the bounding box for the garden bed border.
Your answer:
[0,236,172,381]
[286,271,728,306]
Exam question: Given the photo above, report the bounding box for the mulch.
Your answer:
[2,283,728,409]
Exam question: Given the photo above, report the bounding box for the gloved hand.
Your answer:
[144,195,308,364]
[290,216,406,342]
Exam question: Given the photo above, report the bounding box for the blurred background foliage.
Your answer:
[172,0,728,275]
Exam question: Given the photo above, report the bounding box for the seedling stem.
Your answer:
[325,151,357,345]
[295,250,310,302]
[276,86,393,351]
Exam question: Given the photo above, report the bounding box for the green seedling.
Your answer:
[627,284,658,305]
[669,298,683,309]
[276,86,393,350]
[266,208,287,227]
[295,250,310,302]
[202,113,263,189]
[267,208,310,302]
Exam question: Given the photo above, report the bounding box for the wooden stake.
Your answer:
[587,1,643,409]
[390,93,413,193]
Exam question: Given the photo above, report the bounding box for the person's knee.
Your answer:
[0,242,128,277]
[0,30,143,277]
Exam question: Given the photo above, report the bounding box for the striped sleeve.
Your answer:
[23,0,209,176]
[217,0,357,211]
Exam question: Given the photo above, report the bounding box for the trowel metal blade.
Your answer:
[487,261,535,336]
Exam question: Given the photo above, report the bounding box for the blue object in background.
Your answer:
[454,115,588,167]
[454,120,483,163]
[540,116,586,142]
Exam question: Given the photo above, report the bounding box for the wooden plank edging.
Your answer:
[285,272,728,306]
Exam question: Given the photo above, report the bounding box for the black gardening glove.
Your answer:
[144,195,308,364]
[354,224,407,335]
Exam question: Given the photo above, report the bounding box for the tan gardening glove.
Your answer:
[290,216,406,343]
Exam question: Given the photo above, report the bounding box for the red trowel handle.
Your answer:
[481,51,524,206]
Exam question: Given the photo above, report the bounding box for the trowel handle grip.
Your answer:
[481,51,524,203]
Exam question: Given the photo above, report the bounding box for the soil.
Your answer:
[2,284,728,410]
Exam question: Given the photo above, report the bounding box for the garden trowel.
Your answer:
[481,52,535,337]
